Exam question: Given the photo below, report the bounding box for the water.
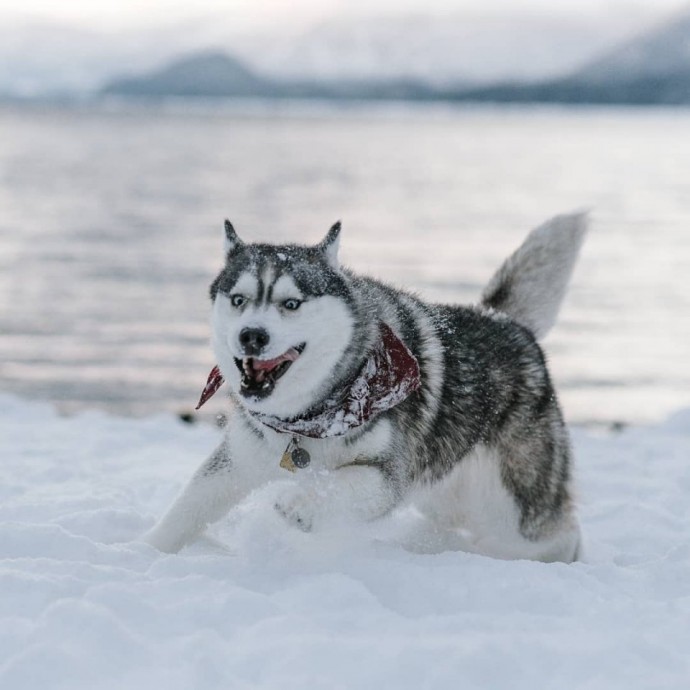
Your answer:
[1,100,689,427]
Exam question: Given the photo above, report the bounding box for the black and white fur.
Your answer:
[145,214,587,562]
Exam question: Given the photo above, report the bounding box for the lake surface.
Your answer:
[0,100,688,427]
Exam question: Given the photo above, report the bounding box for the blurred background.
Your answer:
[1,0,689,429]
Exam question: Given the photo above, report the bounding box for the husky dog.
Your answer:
[145,213,587,562]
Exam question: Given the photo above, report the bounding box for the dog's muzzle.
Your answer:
[234,343,306,399]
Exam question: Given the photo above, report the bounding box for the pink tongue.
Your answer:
[252,347,300,371]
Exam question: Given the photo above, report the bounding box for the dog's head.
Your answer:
[210,220,356,418]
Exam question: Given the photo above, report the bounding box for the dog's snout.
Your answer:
[239,327,270,355]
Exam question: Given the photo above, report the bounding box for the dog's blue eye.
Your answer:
[283,298,301,311]
[230,294,246,308]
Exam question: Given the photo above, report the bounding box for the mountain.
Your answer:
[101,50,438,101]
[100,7,690,106]
[0,7,656,98]
[100,12,644,101]
[446,7,690,106]
[249,12,648,86]
[0,19,215,97]
[102,51,280,98]
[575,9,690,83]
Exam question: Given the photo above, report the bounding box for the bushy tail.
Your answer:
[481,212,588,340]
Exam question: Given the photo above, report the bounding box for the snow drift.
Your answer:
[1,394,689,689]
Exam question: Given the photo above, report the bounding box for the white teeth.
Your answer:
[238,352,294,394]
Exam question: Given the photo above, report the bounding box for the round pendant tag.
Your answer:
[291,447,311,469]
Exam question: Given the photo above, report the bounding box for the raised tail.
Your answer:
[481,212,588,340]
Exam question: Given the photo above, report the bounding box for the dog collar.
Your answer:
[195,322,421,443]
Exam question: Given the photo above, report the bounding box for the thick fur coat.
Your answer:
[145,214,587,562]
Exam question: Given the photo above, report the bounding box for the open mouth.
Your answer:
[234,343,305,398]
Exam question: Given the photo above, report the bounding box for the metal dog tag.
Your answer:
[279,437,311,472]
[291,446,311,469]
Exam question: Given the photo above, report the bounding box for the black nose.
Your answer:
[239,327,270,356]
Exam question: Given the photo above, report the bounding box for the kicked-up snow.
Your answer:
[1,393,689,689]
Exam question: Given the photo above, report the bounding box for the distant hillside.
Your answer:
[446,73,690,105]
[103,51,282,98]
[250,13,637,85]
[576,10,690,83]
[102,9,690,106]
[452,8,690,105]
[101,50,438,101]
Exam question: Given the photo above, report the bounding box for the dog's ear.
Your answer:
[318,221,341,268]
[223,219,243,256]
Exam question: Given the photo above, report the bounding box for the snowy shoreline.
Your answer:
[1,393,689,689]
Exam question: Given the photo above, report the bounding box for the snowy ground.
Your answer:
[1,393,689,689]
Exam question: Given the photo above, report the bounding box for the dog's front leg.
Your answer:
[143,441,249,553]
[275,459,401,532]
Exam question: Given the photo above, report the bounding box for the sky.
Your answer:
[0,0,686,31]
[0,0,687,94]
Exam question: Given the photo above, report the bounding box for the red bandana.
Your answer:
[196,366,224,410]
[195,323,421,439]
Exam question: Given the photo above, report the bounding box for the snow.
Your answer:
[1,393,690,689]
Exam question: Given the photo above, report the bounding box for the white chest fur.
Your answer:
[227,412,394,480]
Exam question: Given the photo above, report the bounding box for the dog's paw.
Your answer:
[274,487,319,532]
